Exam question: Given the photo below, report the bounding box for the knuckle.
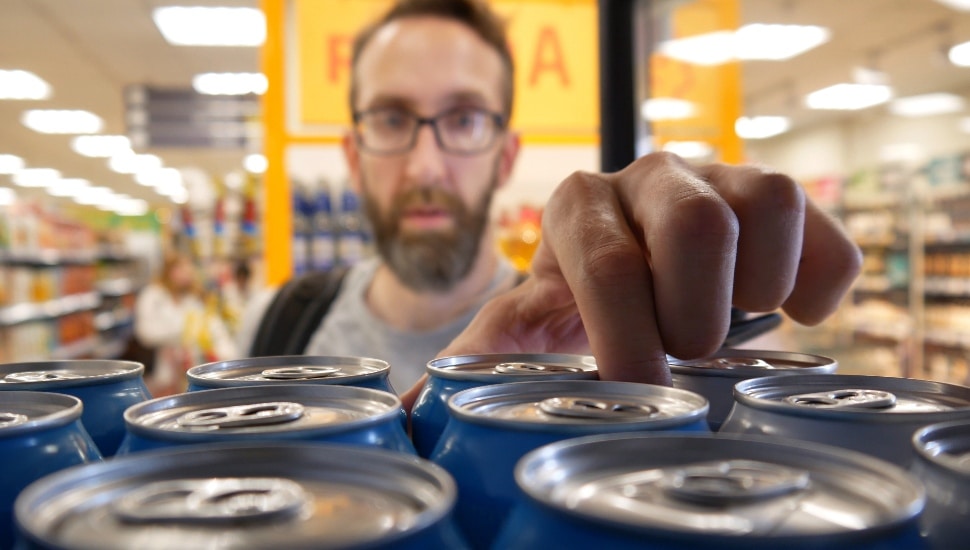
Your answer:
[665,191,739,248]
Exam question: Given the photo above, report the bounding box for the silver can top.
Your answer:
[449,380,707,431]
[0,391,83,436]
[913,419,970,476]
[515,433,924,538]
[15,442,456,549]
[186,355,389,388]
[124,384,401,440]
[0,360,144,389]
[427,353,598,382]
[669,349,837,379]
[734,374,970,418]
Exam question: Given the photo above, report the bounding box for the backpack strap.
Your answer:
[248,265,350,357]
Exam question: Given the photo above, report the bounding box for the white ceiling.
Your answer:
[1,0,970,211]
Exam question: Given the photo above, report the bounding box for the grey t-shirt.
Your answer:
[304,257,517,393]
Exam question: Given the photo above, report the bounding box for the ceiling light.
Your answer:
[13,168,60,187]
[72,135,131,158]
[805,84,893,110]
[109,152,162,174]
[136,167,182,187]
[659,24,829,65]
[949,40,970,66]
[935,0,970,11]
[244,153,268,173]
[74,186,116,206]
[22,110,103,134]
[194,73,268,95]
[890,93,965,117]
[0,70,51,100]
[169,188,189,204]
[153,7,265,46]
[662,141,714,159]
[0,154,25,174]
[735,116,791,139]
[47,178,90,197]
[641,98,696,121]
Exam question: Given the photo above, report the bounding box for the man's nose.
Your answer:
[404,124,447,186]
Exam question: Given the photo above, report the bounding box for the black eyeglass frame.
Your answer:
[351,107,506,156]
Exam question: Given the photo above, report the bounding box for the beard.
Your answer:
[362,171,498,292]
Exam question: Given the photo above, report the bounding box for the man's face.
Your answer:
[345,16,518,291]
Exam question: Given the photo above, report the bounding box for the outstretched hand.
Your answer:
[400,152,861,410]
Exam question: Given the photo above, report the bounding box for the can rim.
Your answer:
[668,349,837,379]
[0,391,83,436]
[186,355,389,388]
[514,432,925,541]
[913,419,970,475]
[0,360,144,389]
[426,353,597,382]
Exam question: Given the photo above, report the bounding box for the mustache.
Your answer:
[394,187,463,213]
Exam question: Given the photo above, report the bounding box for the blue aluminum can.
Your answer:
[116,384,415,455]
[430,380,709,549]
[0,391,101,549]
[411,353,598,458]
[186,355,396,394]
[912,420,970,549]
[14,442,468,549]
[494,432,926,550]
[0,360,151,456]
[669,349,837,430]
[720,374,970,468]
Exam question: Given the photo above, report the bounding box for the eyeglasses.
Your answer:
[352,107,505,155]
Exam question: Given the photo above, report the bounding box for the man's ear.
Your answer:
[495,130,521,191]
[342,132,363,194]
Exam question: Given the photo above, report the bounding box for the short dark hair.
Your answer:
[349,0,514,120]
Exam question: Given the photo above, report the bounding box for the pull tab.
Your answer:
[492,362,582,375]
[785,389,897,410]
[661,460,810,505]
[4,371,85,383]
[957,452,970,472]
[260,366,340,380]
[0,412,28,429]
[538,396,658,419]
[177,402,305,430]
[710,358,774,370]
[114,478,308,525]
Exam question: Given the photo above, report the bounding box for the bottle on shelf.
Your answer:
[310,180,337,272]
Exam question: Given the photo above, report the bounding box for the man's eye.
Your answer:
[374,111,410,130]
[446,110,482,130]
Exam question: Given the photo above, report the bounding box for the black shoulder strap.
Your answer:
[248,265,350,357]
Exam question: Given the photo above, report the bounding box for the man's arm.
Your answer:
[401,153,862,408]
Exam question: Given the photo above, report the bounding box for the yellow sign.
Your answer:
[293,0,598,142]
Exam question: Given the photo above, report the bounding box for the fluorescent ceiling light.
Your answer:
[0,70,51,100]
[641,98,696,121]
[72,135,131,158]
[47,178,90,197]
[0,154,25,174]
[889,93,965,117]
[169,187,189,204]
[74,186,116,206]
[136,167,182,187]
[735,116,790,139]
[13,168,61,187]
[949,40,970,66]
[805,83,893,110]
[244,153,268,173]
[22,110,103,134]
[153,7,265,46]
[109,152,162,175]
[194,72,267,95]
[935,0,970,11]
[659,24,829,65]
[662,141,713,159]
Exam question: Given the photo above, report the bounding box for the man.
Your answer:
[289,0,860,404]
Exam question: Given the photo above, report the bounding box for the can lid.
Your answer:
[913,419,970,475]
[187,356,388,388]
[669,349,837,379]
[735,374,970,417]
[427,353,598,382]
[16,442,456,550]
[515,433,924,539]
[0,360,144,389]
[449,380,707,431]
[0,391,83,436]
[125,384,400,438]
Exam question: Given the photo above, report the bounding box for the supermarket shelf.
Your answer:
[95,337,129,360]
[51,336,100,360]
[0,292,101,327]
[851,327,909,345]
[0,250,98,266]
[96,277,138,297]
[94,311,134,331]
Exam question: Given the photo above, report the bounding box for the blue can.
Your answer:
[720,374,970,468]
[411,353,598,457]
[0,360,151,456]
[116,384,415,455]
[0,391,101,549]
[912,420,970,549]
[14,442,468,549]
[494,432,926,550]
[187,355,396,394]
[430,380,709,549]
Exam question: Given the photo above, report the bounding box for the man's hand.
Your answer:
[400,153,861,410]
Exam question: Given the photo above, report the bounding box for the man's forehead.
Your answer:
[354,16,505,111]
